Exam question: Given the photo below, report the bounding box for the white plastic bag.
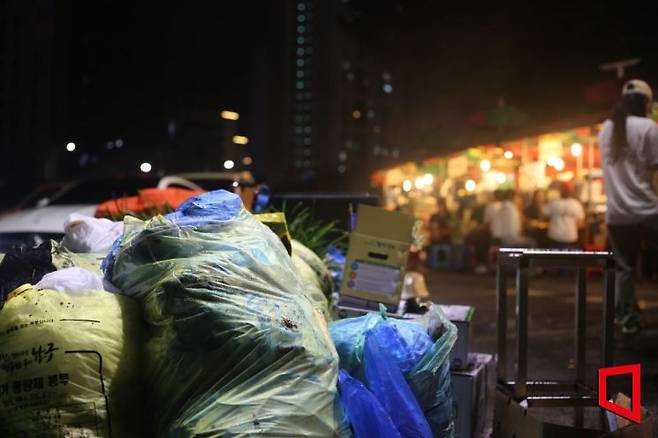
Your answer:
[61,213,123,253]
[36,267,105,293]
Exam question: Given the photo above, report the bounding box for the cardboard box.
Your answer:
[340,205,416,306]
[440,304,474,369]
[452,353,492,438]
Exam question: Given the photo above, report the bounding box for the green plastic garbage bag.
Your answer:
[291,240,333,299]
[109,190,339,437]
[291,252,330,320]
[0,285,143,437]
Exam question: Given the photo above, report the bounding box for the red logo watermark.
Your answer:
[598,364,641,424]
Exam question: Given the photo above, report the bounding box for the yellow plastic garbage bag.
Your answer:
[0,286,143,437]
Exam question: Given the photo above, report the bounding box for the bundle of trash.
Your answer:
[106,190,339,436]
[331,305,457,438]
[0,268,143,437]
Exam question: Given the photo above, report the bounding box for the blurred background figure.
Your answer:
[429,198,452,245]
[485,189,532,247]
[542,182,585,249]
[599,79,658,334]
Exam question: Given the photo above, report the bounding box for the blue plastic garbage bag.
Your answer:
[337,370,401,438]
[330,306,457,437]
[329,310,433,379]
[364,328,433,437]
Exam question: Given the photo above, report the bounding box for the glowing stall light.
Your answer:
[140,162,152,173]
[495,173,506,185]
[570,142,583,157]
[465,179,476,192]
[242,156,253,165]
[66,142,76,152]
[553,158,565,171]
[402,180,412,192]
[422,173,434,185]
[232,181,239,188]
[504,150,514,159]
[223,159,235,170]
[480,159,491,172]
[414,176,425,190]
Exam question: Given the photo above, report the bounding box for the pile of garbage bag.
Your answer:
[0,188,458,437]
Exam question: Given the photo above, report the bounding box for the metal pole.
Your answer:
[603,258,615,367]
[496,261,508,383]
[575,268,587,384]
[514,257,529,399]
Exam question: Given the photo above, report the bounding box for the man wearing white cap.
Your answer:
[599,79,658,334]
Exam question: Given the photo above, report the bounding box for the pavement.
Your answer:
[425,269,658,435]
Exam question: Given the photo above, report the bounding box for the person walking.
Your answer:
[599,79,658,334]
[542,183,585,248]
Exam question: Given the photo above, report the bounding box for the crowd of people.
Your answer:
[427,183,587,274]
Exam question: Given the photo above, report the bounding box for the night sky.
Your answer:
[2,0,657,204]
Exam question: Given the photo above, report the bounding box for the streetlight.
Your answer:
[223,159,235,170]
[140,162,152,173]
[232,135,249,145]
[221,110,239,121]
[66,142,76,152]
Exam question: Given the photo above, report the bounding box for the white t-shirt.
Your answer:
[485,201,521,240]
[599,116,658,225]
[543,198,585,243]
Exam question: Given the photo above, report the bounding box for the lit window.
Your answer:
[304,126,312,134]
[352,110,362,119]
[338,151,347,161]
[295,127,303,134]
[297,25,305,33]
[297,3,306,11]
[296,70,304,78]
[297,15,306,22]
[304,138,312,145]
[303,115,311,122]
[303,160,311,168]
[296,82,304,90]
[338,164,346,173]
[304,149,311,156]
[297,36,305,44]
[296,59,304,67]
[297,48,305,56]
